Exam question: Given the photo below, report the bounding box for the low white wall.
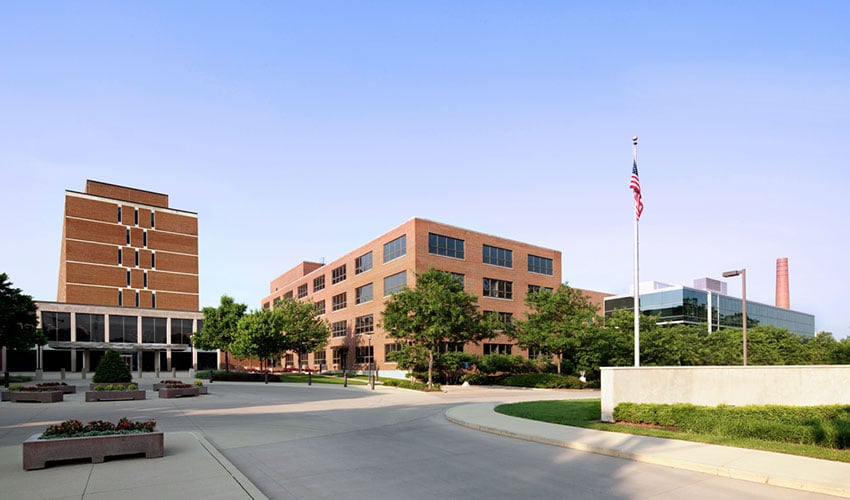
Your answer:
[600,365,850,422]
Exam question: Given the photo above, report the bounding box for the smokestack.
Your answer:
[776,257,790,309]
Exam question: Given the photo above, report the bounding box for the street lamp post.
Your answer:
[722,268,747,366]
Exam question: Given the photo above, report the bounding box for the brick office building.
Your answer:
[261,218,605,378]
[6,181,210,374]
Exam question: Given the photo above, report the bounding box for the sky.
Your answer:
[1,1,848,337]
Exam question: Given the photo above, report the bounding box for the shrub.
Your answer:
[93,383,137,391]
[194,380,204,387]
[382,378,440,391]
[459,372,489,385]
[92,349,132,383]
[498,373,588,389]
[478,354,530,375]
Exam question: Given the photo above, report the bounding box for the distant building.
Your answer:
[603,279,815,337]
[261,218,609,377]
[5,181,212,374]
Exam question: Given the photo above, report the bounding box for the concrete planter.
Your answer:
[1,391,64,403]
[23,431,163,470]
[85,390,146,402]
[158,387,200,398]
[89,382,137,391]
[197,386,208,395]
[153,382,186,391]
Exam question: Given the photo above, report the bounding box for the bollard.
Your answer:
[81,369,87,380]
[308,371,312,386]
[61,368,65,380]
[172,367,177,378]
[264,371,269,384]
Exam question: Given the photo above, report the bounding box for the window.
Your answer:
[483,244,512,268]
[528,284,554,294]
[172,318,194,345]
[135,291,140,307]
[109,315,138,343]
[354,314,374,335]
[142,230,147,248]
[528,254,554,275]
[297,283,308,299]
[332,264,347,284]
[383,235,407,263]
[142,317,167,343]
[75,313,104,342]
[429,233,464,259]
[151,293,156,309]
[126,228,130,245]
[332,292,347,311]
[483,278,512,299]
[41,312,71,342]
[284,291,293,300]
[355,283,373,305]
[333,348,345,367]
[439,342,464,353]
[355,251,373,274]
[118,290,123,306]
[117,206,122,222]
[313,275,325,292]
[285,353,294,367]
[332,320,347,338]
[385,343,403,361]
[273,297,281,306]
[263,302,270,310]
[134,208,139,225]
[383,271,407,296]
[438,271,465,288]
[150,212,155,228]
[314,350,326,365]
[135,250,139,267]
[118,248,123,265]
[151,252,156,268]
[483,343,513,355]
[314,300,326,316]
[356,346,374,365]
[143,271,148,288]
[127,270,131,287]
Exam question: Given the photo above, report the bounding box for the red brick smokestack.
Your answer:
[776,257,790,309]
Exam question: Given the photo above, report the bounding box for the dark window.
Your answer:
[118,290,123,306]
[41,312,71,342]
[439,342,465,353]
[333,348,344,366]
[356,346,374,365]
[142,230,147,248]
[297,283,308,299]
[385,343,403,361]
[354,314,374,335]
[355,251,373,274]
[332,292,347,311]
[143,271,148,288]
[483,244,512,268]
[383,271,407,296]
[273,297,281,306]
[483,278,512,299]
[150,212,155,227]
[151,253,156,268]
[118,206,122,222]
[135,250,139,267]
[314,300,326,315]
[109,315,138,343]
[151,293,156,309]
[528,254,554,275]
[172,318,194,345]
[332,320,347,338]
[313,275,325,292]
[483,343,513,355]
[127,270,131,287]
[135,291,140,307]
[142,317,167,343]
[314,350,327,365]
[75,313,104,342]
[134,208,139,225]
[263,302,270,310]
[383,235,407,263]
[355,283,373,304]
[528,284,554,294]
[284,291,293,300]
[429,233,464,259]
[126,228,130,245]
[118,248,123,265]
[332,264,347,284]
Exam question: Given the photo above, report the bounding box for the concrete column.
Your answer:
[155,350,160,378]
[71,347,77,372]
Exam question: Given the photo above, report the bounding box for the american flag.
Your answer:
[630,159,643,220]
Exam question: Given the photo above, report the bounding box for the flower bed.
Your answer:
[85,384,145,402]
[35,382,76,394]
[153,380,185,391]
[23,418,162,470]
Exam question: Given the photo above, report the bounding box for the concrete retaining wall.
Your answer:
[600,365,850,422]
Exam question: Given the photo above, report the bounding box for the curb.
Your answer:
[194,433,269,500]
[445,404,850,499]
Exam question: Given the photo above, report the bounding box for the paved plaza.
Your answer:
[1,373,847,499]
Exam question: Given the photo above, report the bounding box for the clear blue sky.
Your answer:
[2,1,848,337]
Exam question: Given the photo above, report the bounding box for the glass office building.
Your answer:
[604,283,815,337]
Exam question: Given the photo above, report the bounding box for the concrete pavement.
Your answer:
[1,373,849,498]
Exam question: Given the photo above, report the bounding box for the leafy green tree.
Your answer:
[381,269,490,389]
[192,295,246,372]
[1,273,40,386]
[512,284,599,374]
[273,297,330,371]
[746,325,807,365]
[802,331,838,364]
[231,309,287,370]
[92,349,133,383]
[641,324,704,366]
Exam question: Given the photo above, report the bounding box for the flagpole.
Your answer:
[632,135,640,367]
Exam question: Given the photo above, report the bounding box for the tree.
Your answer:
[273,297,330,371]
[231,309,287,371]
[191,295,246,372]
[512,284,599,374]
[1,273,40,386]
[381,269,489,389]
[92,349,133,383]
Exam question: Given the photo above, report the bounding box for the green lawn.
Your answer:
[278,373,367,385]
[495,399,850,463]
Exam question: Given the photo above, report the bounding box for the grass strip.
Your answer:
[495,399,850,463]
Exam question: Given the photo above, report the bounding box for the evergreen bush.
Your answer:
[92,349,133,383]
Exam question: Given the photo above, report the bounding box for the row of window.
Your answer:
[329,314,376,338]
[117,248,156,269]
[118,206,156,228]
[117,289,155,308]
[428,232,553,275]
[304,341,516,366]
[41,311,197,344]
[125,228,148,248]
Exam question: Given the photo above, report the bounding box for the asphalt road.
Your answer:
[0,379,834,499]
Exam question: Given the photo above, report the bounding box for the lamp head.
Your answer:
[722,270,741,278]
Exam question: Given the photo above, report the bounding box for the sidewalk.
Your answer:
[0,432,266,500]
[446,403,850,498]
